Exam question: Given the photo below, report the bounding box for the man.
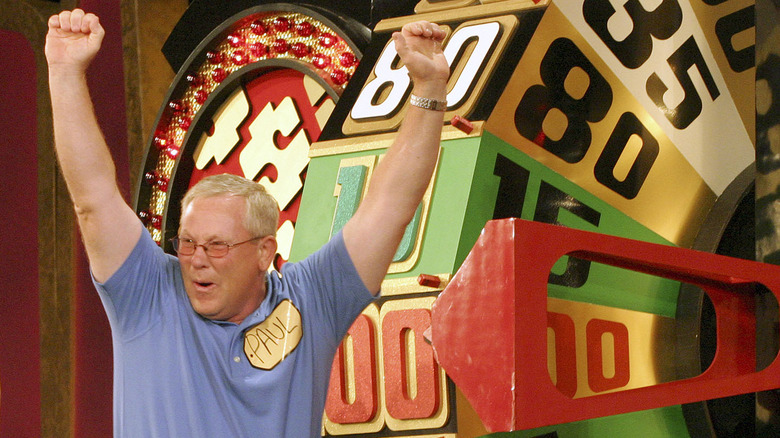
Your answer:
[46,7,449,438]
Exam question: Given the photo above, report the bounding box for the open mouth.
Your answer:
[193,281,215,292]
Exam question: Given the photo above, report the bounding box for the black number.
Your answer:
[535,182,601,288]
[583,0,683,69]
[646,36,721,129]
[493,154,531,220]
[594,112,659,199]
[715,5,755,73]
[491,153,602,287]
[515,38,612,163]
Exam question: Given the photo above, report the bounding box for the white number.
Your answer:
[443,21,500,107]
[351,20,502,120]
[350,44,411,120]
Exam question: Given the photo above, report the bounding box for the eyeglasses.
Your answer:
[170,236,263,258]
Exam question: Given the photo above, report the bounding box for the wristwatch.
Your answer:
[410,94,447,112]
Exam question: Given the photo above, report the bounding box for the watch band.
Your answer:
[410,94,447,112]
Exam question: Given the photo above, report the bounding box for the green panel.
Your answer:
[463,131,681,317]
[412,136,488,277]
[288,151,343,262]
[292,131,682,317]
[290,138,486,278]
[484,405,690,438]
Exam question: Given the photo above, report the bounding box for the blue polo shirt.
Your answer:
[94,228,375,437]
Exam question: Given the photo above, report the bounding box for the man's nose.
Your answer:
[189,244,210,266]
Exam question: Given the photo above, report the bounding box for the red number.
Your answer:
[382,308,439,420]
[586,318,630,392]
[547,312,578,398]
[325,314,378,423]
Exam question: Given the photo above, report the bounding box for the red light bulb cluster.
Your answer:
[273,38,290,54]
[218,13,358,90]
[232,50,249,65]
[291,42,309,58]
[274,16,291,32]
[206,50,224,64]
[138,210,163,230]
[194,89,209,104]
[144,171,170,192]
[250,19,268,35]
[227,34,244,48]
[312,53,331,69]
[295,21,315,37]
[339,52,357,68]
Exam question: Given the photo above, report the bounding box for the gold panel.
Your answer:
[378,297,450,432]
[415,0,481,14]
[454,388,489,438]
[547,297,677,399]
[310,122,483,158]
[485,4,717,247]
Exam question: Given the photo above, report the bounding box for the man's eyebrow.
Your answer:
[177,232,229,243]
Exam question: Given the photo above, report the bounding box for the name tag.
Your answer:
[243,299,302,370]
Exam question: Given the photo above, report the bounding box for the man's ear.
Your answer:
[258,235,278,271]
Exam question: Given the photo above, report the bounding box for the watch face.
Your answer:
[136,0,760,436]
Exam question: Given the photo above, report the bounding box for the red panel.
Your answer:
[431,218,774,431]
[0,29,40,436]
[429,219,519,430]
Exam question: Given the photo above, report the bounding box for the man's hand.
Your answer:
[393,21,450,93]
[45,9,105,74]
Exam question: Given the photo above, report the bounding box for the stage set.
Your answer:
[2,0,779,436]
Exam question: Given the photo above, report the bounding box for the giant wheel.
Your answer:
[134,0,770,436]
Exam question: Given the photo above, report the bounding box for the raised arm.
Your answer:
[342,21,450,294]
[46,9,141,282]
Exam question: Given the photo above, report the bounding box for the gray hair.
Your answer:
[181,174,279,237]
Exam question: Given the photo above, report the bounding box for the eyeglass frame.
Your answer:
[170,235,264,258]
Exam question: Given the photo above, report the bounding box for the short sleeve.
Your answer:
[93,229,181,339]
